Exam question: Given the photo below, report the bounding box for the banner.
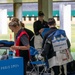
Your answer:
[0,57,24,75]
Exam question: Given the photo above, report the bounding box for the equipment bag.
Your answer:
[0,40,14,47]
[47,29,68,52]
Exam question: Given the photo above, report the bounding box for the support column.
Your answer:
[13,0,22,39]
[38,0,53,21]
[13,0,22,21]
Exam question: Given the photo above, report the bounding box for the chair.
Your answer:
[27,46,49,75]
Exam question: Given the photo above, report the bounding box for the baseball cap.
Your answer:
[38,11,44,16]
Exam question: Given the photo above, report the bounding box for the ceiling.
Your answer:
[53,0,75,1]
[0,0,75,3]
[0,0,37,3]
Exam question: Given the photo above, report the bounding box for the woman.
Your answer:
[9,19,30,75]
[11,17,34,47]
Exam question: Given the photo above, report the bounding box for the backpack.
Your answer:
[46,29,68,52]
[41,28,50,38]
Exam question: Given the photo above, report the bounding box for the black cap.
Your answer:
[48,18,56,25]
[38,11,44,16]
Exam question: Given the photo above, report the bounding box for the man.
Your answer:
[41,18,73,75]
[33,11,49,49]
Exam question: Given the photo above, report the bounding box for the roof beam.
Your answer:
[13,0,22,3]
[53,0,75,2]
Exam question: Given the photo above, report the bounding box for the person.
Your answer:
[20,22,36,61]
[11,17,34,47]
[20,22,34,47]
[8,19,30,75]
[33,11,49,49]
[41,18,73,75]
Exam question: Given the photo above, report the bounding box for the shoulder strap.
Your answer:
[47,29,58,39]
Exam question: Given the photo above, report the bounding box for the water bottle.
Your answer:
[8,51,13,59]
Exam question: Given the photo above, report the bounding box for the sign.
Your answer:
[0,57,24,75]
[52,36,68,52]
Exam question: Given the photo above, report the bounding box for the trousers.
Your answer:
[51,64,67,75]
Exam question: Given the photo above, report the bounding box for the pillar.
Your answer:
[13,0,22,39]
[13,0,22,21]
[38,0,53,21]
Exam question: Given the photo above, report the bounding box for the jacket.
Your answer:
[42,27,71,59]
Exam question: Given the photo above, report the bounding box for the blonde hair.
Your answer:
[9,17,20,27]
[9,21,19,27]
[9,17,25,27]
[12,17,19,22]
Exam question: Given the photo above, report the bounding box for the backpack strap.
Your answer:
[47,29,58,41]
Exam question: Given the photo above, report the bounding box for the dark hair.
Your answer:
[38,11,44,16]
[48,18,56,25]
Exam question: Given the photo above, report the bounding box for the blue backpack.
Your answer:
[41,28,50,38]
[46,29,68,52]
